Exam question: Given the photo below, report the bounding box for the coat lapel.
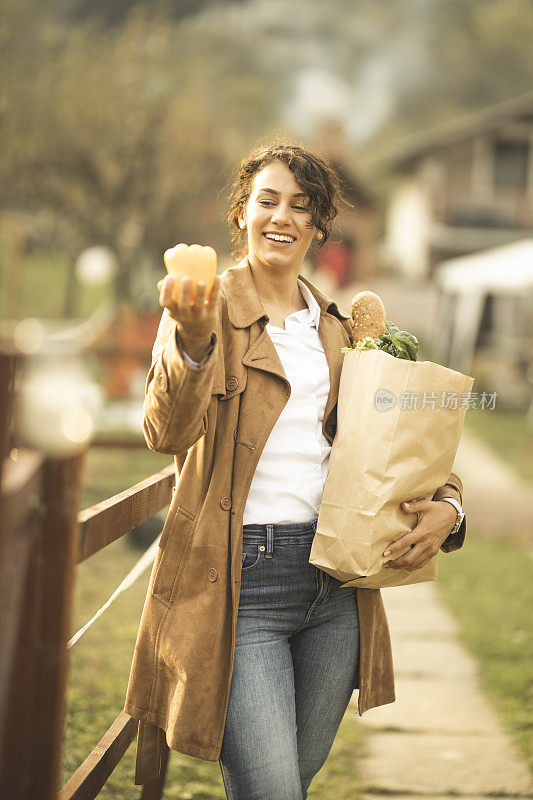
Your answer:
[241,325,287,383]
[222,256,289,385]
[318,311,351,441]
[220,256,352,425]
[292,273,352,441]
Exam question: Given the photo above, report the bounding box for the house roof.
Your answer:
[385,91,533,168]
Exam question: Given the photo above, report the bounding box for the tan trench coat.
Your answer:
[124,257,466,785]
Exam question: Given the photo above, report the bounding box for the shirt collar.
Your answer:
[297,278,322,330]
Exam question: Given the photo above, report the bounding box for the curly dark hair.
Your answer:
[227,141,350,261]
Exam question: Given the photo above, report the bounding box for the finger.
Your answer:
[384,521,430,556]
[386,558,419,571]
[385,543,425,569]
[388,553,432,571]
[158,274,171,295]
[402,499,431,513]
[178,276,192,310]
[387,546,433,570]
[195,281,206,309]
[207,275,220,307]
[159,276,176,308]
[383,533,416,557]
[412,554,433,570]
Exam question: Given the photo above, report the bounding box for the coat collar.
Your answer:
[220,256,350,329]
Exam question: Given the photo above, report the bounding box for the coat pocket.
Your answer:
[151,506,196,606]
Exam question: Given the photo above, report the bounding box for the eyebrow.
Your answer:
[257,188,308,198]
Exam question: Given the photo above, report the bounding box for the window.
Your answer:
[493,141,529,189]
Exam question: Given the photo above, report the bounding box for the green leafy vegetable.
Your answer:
[343,320,419,361]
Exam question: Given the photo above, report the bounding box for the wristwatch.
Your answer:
[437,496,465,536]
[175,330,216,369]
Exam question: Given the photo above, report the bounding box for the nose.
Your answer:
[270,202,291,226]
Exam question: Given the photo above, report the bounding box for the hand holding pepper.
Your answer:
[157,274,221,362]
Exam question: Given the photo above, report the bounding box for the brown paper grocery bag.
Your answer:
[310,348,474,590]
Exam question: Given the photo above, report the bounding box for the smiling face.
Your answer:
[238,160,317,274]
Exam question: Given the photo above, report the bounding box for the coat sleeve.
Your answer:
[432,471,466,553]
[142,308,218,456]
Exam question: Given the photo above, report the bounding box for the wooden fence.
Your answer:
[0,351,175,799]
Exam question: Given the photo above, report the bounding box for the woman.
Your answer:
[124,143,466,799]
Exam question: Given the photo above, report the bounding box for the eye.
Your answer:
[259,200,274,206]
[294,205,308,211]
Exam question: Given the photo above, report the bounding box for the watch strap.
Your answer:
[175,330,216,369]
[438,496,465,535]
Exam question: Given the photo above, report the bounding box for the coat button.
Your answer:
[220,496,232,511]
[158,373,168,391]
[226,376,238,392]
[208,567,218,581]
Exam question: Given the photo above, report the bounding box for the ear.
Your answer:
[237,207,246,230]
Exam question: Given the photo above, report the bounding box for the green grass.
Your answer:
[64,445,229,797]
[437,531,533,771]
[64,447,365,797]
[465,407,533,483]
[81,445,172,507]
[0,247,112,321]
[308,713,364,799]
[63,536,230,799]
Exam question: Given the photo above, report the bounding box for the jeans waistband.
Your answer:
[242,519,317,545]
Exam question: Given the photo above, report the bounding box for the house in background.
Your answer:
[313,119,379,286]
[383,92,533,281]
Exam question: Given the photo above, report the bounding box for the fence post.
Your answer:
[29,452,85,799]
[0,348,86,798]
[140,743,170,800]
[0,352,17,492]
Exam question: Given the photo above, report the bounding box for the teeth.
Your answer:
[265,233,295,242]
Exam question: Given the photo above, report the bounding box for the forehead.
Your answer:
[250,161,306,196]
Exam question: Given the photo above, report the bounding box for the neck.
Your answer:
[247,254,303,311]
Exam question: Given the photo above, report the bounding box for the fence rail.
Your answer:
[59,713,138,800]
[77,464,175,562]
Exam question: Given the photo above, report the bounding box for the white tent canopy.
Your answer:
[432,239,533,383]
[435,238,533,294]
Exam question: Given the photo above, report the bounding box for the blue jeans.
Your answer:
[218,520,360,800]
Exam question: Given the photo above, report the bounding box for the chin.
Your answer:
[259,247,298,268]
[264,255,296,271]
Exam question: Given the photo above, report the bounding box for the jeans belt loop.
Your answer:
[266,524,274,558]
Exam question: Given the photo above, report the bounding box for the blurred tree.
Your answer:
[3,0,533,308]
[54,0,249,28]
[343,0,533,150]
[0,3,276,304]
[415,0,533,120]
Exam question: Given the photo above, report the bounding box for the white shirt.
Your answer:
[243,280,332,525]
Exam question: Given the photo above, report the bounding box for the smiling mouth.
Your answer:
[263,232,296,244]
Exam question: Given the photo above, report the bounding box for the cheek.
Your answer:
[300,215,315,241]
[248,210,267,235]
[300,226,315,247]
